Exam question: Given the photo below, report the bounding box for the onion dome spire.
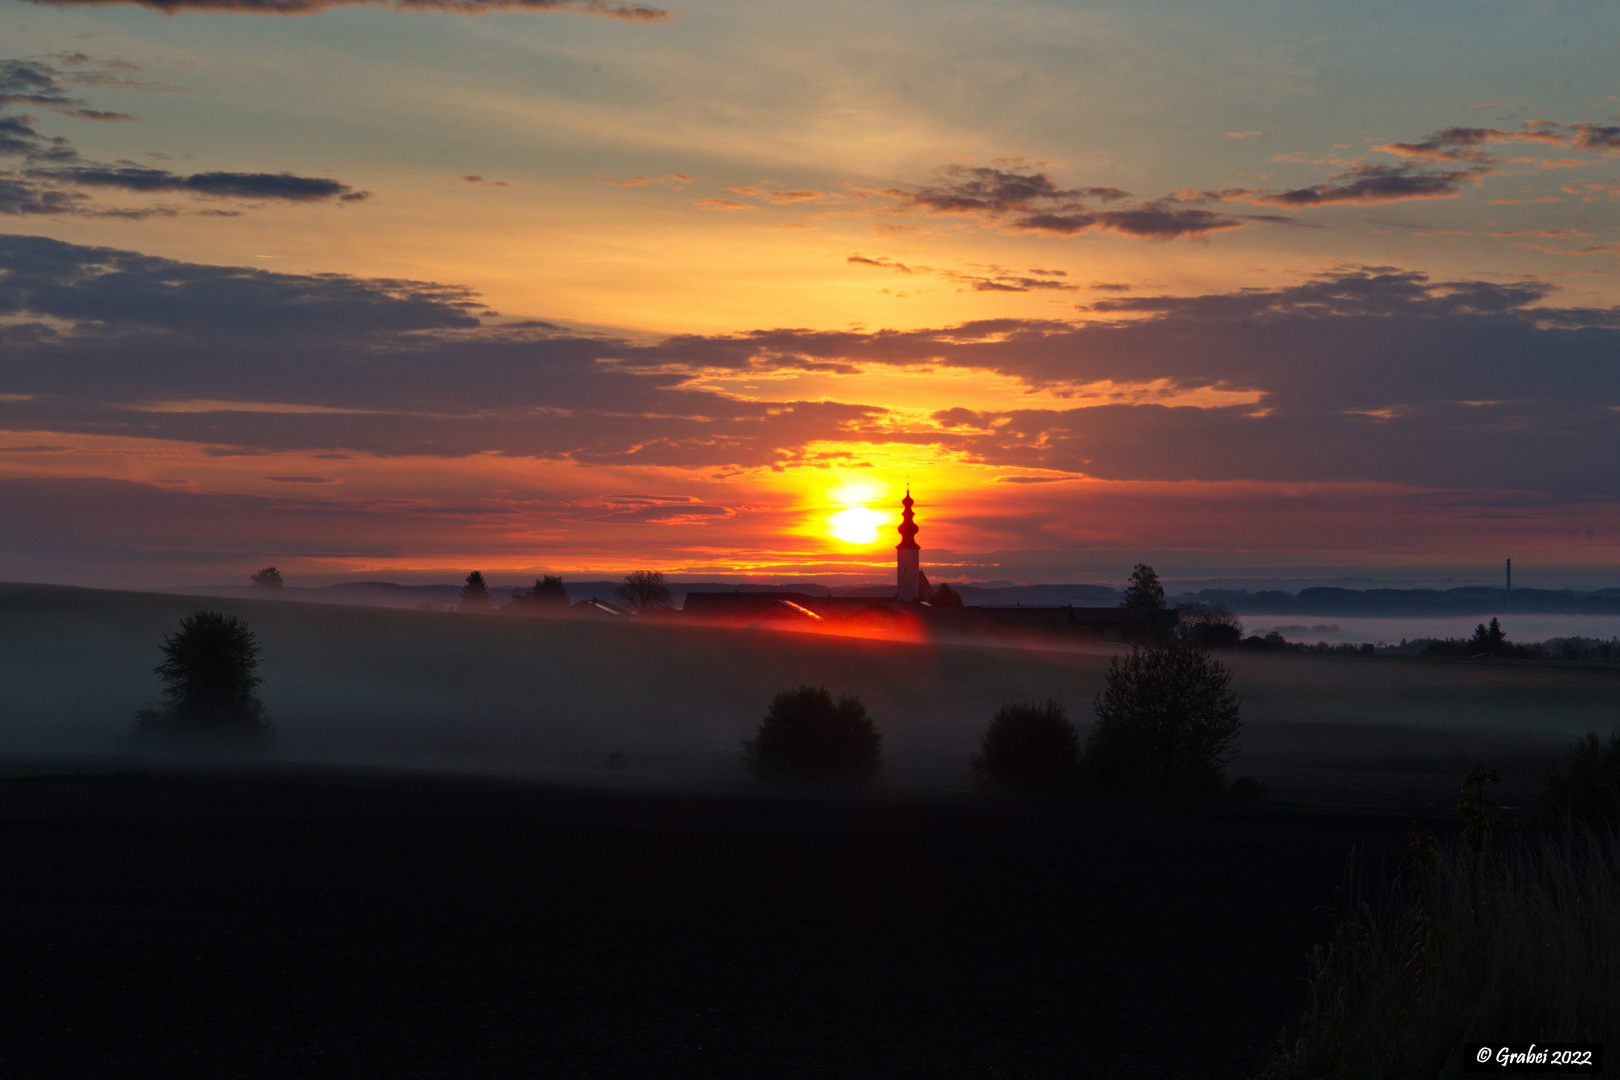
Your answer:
[896,487,920,550]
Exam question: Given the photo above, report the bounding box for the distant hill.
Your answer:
[165,579,1620,616]
[1177,586,1620,616]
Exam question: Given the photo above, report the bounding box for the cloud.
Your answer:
[885,165,1256,241]
[5,236,1620,496]
[0,55,369,212]
[1256,164,1488,206]
[1013,205,1249,240]
[43,165,368,201]
[23,0,670,17]
[894,165,1129,215]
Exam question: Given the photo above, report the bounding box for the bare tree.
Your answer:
[614,570,673,614]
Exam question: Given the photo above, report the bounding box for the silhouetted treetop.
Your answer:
[926,582,965,607]
[1087,644,1241,798]
[1121,564,1166,610]
[133,610,273,749]
[461,571,490,610]
[614,569,673,614]
[250,566,283,590]
[742,685,882,782]
[1469,617,1509,655]
[510,575,569,609]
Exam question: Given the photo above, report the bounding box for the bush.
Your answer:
[1085,644,1242,798]
[1541,727,1620,823]
[741,685,882,782]
[130,611,274,750]
[971,701,1080,793]
[1175,601,1243,649]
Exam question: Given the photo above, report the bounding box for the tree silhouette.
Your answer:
[1087,644,1242,798]
[510,575,569,609]
[926,582,965,607]
[132,611,273,749]
[971,701,1080,792]
[460,571,490,610]
[1120,564,1166,610]
[1175,601,1242,648]
[1468,617,1509,655]
[250,566,283,591]
[614,570,672,614]
[742,686,882,782]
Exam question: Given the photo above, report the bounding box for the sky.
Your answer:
[1,0,1619,590]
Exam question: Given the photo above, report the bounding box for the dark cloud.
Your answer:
[1257,164,1488,206]
[5,236,1620,494]
[0,55,368,213]
[1570,123,1620,151]
[893,166,1129,215]
[25,0,669,17]
[0,175,86,215]
[886,165,1251,242]
[44,165,368,201]
[1014,205,1248,240]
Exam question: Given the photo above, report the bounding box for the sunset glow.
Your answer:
[1,1,1618,589]
[826,507,887,547]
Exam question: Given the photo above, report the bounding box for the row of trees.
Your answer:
[461,569,675,614]
[744,642,1255,799]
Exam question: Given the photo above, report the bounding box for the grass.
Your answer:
[1258,821,1620,1079]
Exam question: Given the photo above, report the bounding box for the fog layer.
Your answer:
[1,583,1611,800]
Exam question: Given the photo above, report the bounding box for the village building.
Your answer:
[680,489,1177,641]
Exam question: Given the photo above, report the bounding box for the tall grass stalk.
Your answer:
[1260,825,1620,1079]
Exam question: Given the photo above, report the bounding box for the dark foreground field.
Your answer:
[1,766,1410,1079]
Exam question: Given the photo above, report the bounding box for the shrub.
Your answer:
[741,685,881,782]
[971,701,1080,793]
[1085,644,1242,799]
[130,611,273,750]
[1174,601,1243,649]
[1541,727,1620,823]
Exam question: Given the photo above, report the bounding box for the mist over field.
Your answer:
[2,582,1613,808]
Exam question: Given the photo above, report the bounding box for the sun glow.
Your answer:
[826,506,888,545]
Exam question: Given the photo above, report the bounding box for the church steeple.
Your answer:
[895,487,921,602]
[896,487,919,551]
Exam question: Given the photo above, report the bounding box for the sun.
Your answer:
[823,506,885,545]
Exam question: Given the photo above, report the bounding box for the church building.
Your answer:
[895,488,927,603]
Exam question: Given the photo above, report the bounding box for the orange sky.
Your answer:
[2,1,1619,588]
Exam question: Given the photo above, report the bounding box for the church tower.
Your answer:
[895,487,921,602]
